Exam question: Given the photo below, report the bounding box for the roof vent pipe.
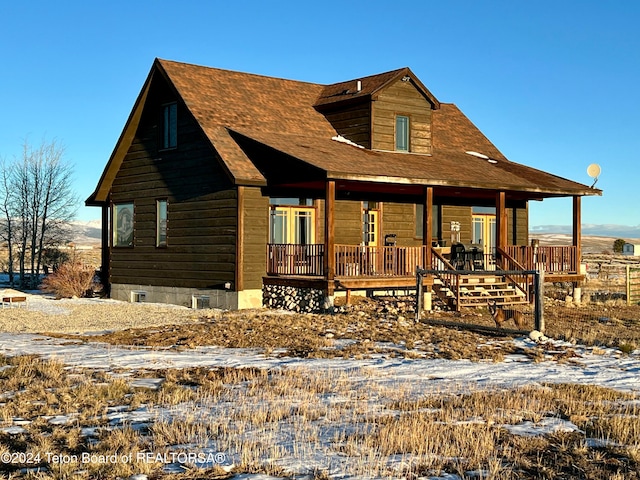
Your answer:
[356,80,362,92]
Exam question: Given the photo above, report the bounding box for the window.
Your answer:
[156,199,168,247]
[415,204,440,240]
[113,203,134,247]
[395,115,410,151]
[362,201,379,246]
[162,103,177,149]
[269,198,315,244]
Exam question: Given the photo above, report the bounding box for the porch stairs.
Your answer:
[432,274,529,310]
[429,248,531,311]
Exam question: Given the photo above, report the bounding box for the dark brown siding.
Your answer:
[242,187,268,289]
[441,206,473,245]
[316,198,363,245]
[382,202,421,247]
[333,200,362,245]
[510,205,529,246]
[322,102,371,149]
[372,80,433,153]
[110,75,237,289]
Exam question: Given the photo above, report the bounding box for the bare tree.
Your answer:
[1,139,77,288]
[0,158,17,285]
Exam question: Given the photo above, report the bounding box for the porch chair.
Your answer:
[450,243,466,270]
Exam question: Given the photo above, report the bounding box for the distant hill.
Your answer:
[531,224,640,239]
[64,220,640,253]
[67,219,101,246]
[529,224,640,254]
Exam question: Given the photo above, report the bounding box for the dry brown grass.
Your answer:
[1,290,640,478]
[0,355,639,479]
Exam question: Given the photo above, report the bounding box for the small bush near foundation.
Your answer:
[40,261,100,298]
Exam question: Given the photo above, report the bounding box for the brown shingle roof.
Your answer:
[230,127,595,196]
[87,58,600,205]
[314,67,440,109]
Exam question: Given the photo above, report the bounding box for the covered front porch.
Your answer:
[263,181,587,310]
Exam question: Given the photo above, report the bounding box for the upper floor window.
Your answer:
[395,115,410,152]
[163,103,177,149]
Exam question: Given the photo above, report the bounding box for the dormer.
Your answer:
[314,67,439,153]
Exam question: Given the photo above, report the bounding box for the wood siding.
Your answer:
[441,206,472,245]
[241,187,268,289]
[381,202,422,247]
[511,205,529,246]
[109,75,237,290]
[372,80,433,153]
[322,102,371,149]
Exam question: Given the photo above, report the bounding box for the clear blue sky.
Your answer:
[1,1,638,228]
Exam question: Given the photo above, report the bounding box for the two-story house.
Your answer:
[86,59,600,310]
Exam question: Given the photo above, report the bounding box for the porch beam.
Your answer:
[324,180,336,287]
[496,191,508,249]
[573,195,581,272]
[424,186,433,268]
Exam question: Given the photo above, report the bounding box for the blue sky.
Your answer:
[1,1,638,228]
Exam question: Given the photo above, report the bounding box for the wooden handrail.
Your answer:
[496,247,531,300]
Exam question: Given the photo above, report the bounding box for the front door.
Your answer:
[472,214,496,263]
[362,210,379,246]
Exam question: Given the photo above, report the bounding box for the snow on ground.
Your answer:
[0,332,638,394]
[0,330,638,479]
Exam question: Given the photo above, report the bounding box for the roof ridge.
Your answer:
[156,58,324,88]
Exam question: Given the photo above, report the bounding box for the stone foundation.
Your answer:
[262,283,326,313]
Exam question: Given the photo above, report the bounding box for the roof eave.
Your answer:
[325,171,602,197]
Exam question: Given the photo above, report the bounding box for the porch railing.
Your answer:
[335,244,427,277]
[266,243,579,278]
[504,245,578,274]
[267,244,325,276]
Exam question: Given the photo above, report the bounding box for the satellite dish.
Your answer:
[587,163,601,188]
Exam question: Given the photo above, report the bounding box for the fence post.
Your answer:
[627,265,631,306]
[415,268,424,322]
[534,269,545,333]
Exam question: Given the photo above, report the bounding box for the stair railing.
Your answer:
[430,247,461,308]
[496,247,532,301]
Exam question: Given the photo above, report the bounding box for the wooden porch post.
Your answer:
[423,187,433,268]
[324,180,336,295]
[101,203,110,295]
[496,191,507,250]
[573,195,582,303]
[573,196,582,272]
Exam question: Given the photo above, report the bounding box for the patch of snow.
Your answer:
[331,135,365,149]
[502,417,583,437]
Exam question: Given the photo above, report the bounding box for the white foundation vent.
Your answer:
[130,290,147,303]
[192,295,211,309]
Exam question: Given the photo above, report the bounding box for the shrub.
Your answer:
[613,238,626,253]
[40,261,99,298]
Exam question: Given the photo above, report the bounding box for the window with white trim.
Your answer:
[395,115,410,152]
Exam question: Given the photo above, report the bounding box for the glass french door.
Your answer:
[472,214,496,266]
[362,210,379,246]
[270,207,315,244]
